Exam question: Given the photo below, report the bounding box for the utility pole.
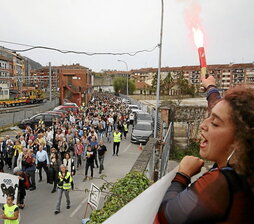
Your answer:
[154,0,164,138]
[49,62,52,101]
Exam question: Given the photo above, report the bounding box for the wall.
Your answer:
[0,98,59,128]
[130,94,192,101]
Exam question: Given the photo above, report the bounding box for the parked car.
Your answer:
[128,104,139,112]
[54,105,79,115]
[122,98,131,104]
[131,121,153,144]
[18,113,61,129]
[46,111,65,118]
[134,111,153,126]
[63,102,78,107]
[52,109,68,117]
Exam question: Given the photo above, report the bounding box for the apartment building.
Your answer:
[0,47,26,89]
[0,55,10,78]
[128,63,254,93]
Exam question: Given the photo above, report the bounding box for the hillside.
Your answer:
[23,56,42,70]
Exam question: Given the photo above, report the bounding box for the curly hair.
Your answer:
[224,86,254,187]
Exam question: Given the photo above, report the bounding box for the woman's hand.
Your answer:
[201,75,216,89]
[178,156,204,177]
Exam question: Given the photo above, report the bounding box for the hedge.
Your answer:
[87,171,150,224]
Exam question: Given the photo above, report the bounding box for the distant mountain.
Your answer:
[23,56,42,70]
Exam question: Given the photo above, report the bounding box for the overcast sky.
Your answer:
[1,0,253,72]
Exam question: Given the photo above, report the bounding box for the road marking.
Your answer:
[123,143,132,153]
[70,196,88,218]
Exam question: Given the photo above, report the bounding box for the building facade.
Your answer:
[31,67,59,90]
[128,63,254,93]
[32,64,93,106]
[58,64,92,106]
[0,47,26,89]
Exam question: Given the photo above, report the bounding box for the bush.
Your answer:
[88,171,150,224]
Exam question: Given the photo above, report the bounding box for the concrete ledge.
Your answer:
[130,138,157,173]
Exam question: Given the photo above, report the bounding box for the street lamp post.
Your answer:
[117,59,129,97]
[154,0,164,138]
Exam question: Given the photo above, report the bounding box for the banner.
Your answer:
[103,167,178,224]
[88,183,101,210]
[0,173,19,204]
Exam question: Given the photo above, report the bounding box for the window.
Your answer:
[0,90,3,95]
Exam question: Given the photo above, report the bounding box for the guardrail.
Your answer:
[160,122,174,178]
[130,121,174,181]
[0,98,59,128]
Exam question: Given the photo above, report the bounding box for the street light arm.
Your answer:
[117,60,128,71]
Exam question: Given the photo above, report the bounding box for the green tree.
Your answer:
[113,77,136,95]
[151,72,164,94]
[161,72,174,95]
[177,73,196,97]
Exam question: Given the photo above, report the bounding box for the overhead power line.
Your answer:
[0,40,159,56]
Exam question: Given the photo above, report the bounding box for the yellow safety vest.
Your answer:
[123,124,128,132]
[113,132,121,143]
[58,171,72,190]
[3,204,19,224]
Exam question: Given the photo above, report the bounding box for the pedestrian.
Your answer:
[97,141,107,174]
[83,145,94,181]
[55,165,72,215]
[106,122,113,143]
[74,139,84,170]
[58,137,69,162]
[89,136,99,168]
[113,129,121,156]
[0,195,19,224]
[23,149,36,191]
[49,149,61,193]
[123,121,128,139]
[97,123,105,141]
[17,148,28,170]
[36,145,49,182]
[0,153,4,172]
[67,136,75,157]
[12,140,22,169]
[63,152,76,176]
[6,141,14,169]
[13,167,26,209]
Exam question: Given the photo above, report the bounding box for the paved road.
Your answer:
[0,128,141,224]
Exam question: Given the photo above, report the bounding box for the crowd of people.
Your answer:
[0,93,131,217]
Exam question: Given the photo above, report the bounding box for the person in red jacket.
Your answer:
[158,76,254,224]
